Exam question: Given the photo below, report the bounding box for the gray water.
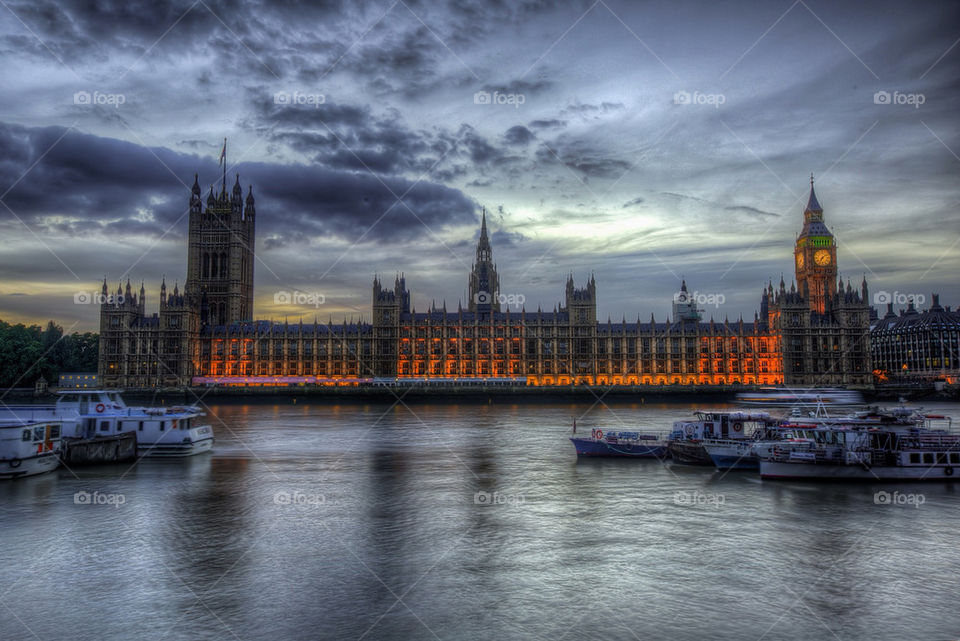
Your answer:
[2,399,959,641]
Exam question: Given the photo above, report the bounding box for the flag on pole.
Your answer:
[219,138,226,166]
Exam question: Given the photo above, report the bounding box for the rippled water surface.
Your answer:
[2,399,959,641]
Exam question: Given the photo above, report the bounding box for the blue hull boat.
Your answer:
[569,435,667,458]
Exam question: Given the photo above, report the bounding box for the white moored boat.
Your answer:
[0,391,214,458]
[0,420,62,479]
[757,425,960,481]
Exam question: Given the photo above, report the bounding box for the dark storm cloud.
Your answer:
[490,228,528,249]
[480,79,553,96]
[723,205,780,218]
[0,123,476,245]
[560,102,626,118]
[253,93,522,180]
[442,0,593,48]
[0,123,191,235]
[622,197,645,208]
[245,159,476,246]
[528,119,567,130]
[503,125,535,146]
[345,24,445,91]
[660,192,781,220]
[252,95,435,175]
[534,141,632,179]
[1,0,349,65]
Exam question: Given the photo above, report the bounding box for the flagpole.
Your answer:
[221,137,227,194]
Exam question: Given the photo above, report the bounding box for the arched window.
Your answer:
[220,252,228,278]
[202,253,209,278]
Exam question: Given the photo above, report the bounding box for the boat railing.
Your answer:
[0,406,62,421]
[765,445,843,463]
[581,429,670,444]
[898,434,960,449]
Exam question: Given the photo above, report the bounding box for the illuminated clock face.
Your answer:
[796,253,804,269]
[814,249,832,266]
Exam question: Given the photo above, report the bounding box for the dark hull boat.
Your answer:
[570,429,668,458]
[570,437,667,458]
[667,440,713,466]
[668,411,779,467]
[61,431,137,466]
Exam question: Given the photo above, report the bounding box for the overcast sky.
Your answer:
[0,0,957,331]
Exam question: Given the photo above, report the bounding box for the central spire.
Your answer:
[468,206,500,315]
[476,207,492,262]
[805,173,822,214]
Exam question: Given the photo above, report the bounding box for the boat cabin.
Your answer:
[56,390,128,414]
[55,390,196,439]
[673,411,777,441]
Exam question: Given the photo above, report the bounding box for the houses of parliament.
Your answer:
[97,174,873,389]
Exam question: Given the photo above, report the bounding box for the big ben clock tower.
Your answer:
[794,175,836,314]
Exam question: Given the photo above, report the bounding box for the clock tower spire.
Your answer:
[794,175,836,314]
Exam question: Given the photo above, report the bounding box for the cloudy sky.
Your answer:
[0,0,957,331]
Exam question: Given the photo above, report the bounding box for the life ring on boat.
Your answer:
[95,403,105,413]
[9,458,20,468]
[733,422,743,433]
[945,467,954,477]
[684,425,694,436]
[595,430,603,440]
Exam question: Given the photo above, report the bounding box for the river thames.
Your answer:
[2,399,959,640]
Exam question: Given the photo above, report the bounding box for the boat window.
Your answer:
[923,453,934,464]
[49,425,60,439]
[22,429,31,441]
[100,421,110,432]
[182,418,190,430]
[159,422,165,431]
[936,454,947,465]
[950,453,960,464]
[909,453,921,464]
[138,421,144,431]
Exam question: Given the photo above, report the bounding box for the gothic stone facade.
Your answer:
[98,177,872,389]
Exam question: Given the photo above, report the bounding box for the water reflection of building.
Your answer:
[98,176,872,389]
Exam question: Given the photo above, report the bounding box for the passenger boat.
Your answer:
[570,428,668,458]
[0,391,214,458]
[736,387,864,408]
[667,411,773,466]
[698,412,784,470]
[743,404,947,468]
[0,420,62,479]
[757,423,960,481]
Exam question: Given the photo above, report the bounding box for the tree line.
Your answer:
[0,320,98,389]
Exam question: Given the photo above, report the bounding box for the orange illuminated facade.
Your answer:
[99,176,872,389]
